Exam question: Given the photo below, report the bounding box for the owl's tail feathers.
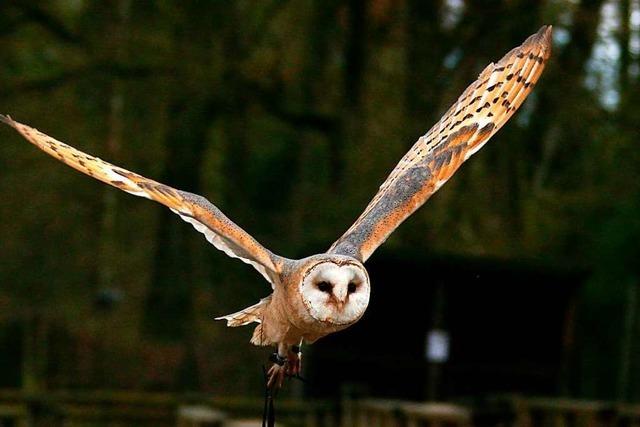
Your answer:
[215,295,272,327]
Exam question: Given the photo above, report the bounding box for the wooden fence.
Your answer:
[1,390,639,427]
[509,396,640,427]
[0,390,335,427]
[346,399,471,427]
[349,397,640,427]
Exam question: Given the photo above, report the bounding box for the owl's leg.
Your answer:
[286,341,302,376]
[266,341,305,388]
[266,342,289,389]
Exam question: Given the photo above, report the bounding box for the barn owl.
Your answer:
[1,26,551,388]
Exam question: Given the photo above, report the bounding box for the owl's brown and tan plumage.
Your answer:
[330,26,552,261]
[1,26,552,388]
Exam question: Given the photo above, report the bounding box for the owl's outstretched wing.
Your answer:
[329,26,552,262]
[1,115,284,284]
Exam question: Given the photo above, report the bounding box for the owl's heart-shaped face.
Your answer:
[299,259,370,326]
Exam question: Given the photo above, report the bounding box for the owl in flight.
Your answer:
[2,26,551,388]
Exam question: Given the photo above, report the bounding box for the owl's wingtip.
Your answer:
[536,25,553,46]
[522,25,553,48]
[214,315,230,324]
[0,114,16,127]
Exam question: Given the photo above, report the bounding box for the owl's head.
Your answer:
[298,255,370,326]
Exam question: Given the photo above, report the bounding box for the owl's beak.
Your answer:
[334,285,348,304]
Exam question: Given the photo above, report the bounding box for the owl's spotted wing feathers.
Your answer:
[1,115,283,284]
[329,26,552,262]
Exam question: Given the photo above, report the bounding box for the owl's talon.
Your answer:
[266,344,303,388]
[267,362,287,389]
[286,347,302,376]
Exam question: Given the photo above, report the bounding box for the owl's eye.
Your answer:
[348,282,357,294]
[316,281,332,293]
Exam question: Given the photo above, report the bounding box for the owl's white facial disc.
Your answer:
[300,260,370,326]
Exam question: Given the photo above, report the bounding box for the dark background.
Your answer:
[0,0,639,402]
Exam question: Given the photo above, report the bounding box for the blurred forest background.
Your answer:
[0,0,639,403]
